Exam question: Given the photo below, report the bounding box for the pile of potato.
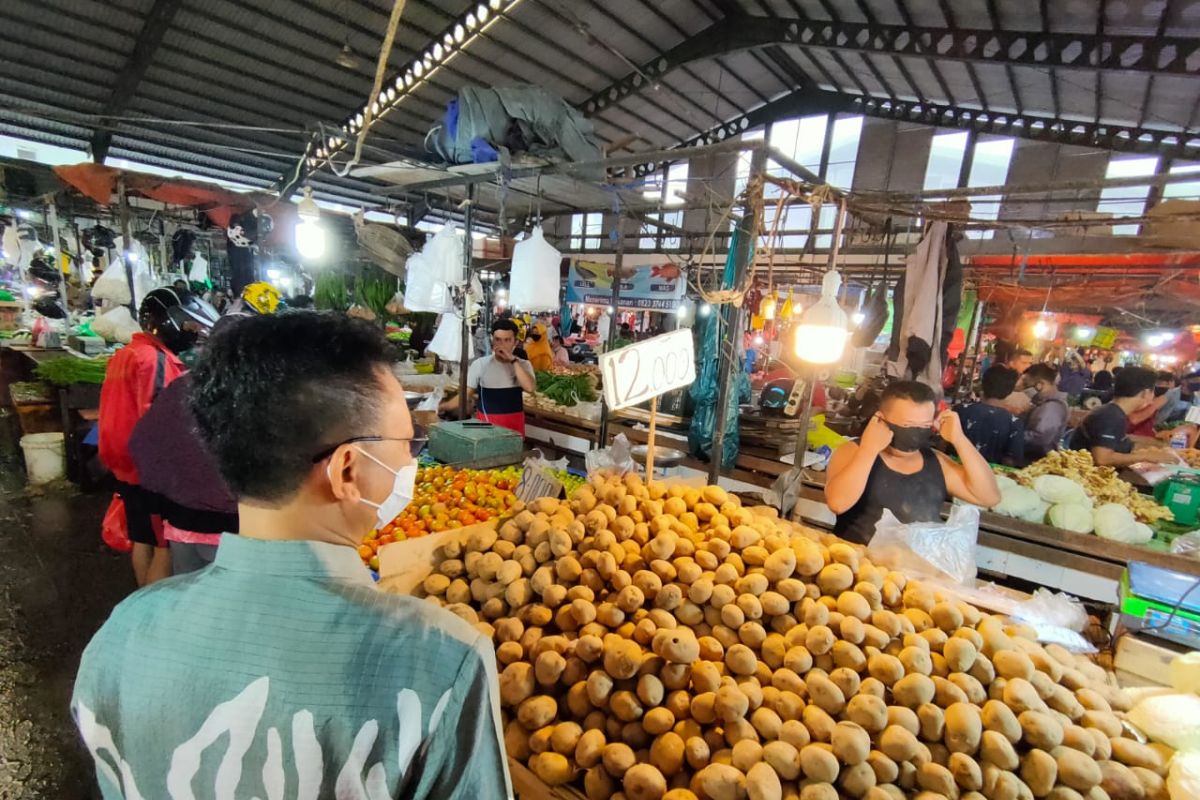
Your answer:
[418,473,1174,800]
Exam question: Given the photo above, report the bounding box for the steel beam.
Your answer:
[90,0,184,163]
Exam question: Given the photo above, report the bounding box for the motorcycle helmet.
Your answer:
[760,379,795,413]
[241,281,281,315]
[139,287,219,353]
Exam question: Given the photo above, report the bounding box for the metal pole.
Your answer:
[458,187,475,420]
[791,199,849,470]
[710,148,766,483]
[953,294,983,401]
[46,202,70,318]
[117,176,135,315]
[596,215,625,448]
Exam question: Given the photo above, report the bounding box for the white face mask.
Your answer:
[328,448,417,529]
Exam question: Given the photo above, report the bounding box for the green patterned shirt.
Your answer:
[72,535,512,799]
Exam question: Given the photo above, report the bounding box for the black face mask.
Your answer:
[887,422,934,452]
[529,333,542,342]
[159,325,198,355]
[1154,386,1169,397]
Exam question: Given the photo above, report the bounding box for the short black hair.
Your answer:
[491,319,518,336]
[1114,366,1158,399]
[1010,348,1033,360]
[1156,371,1176,384]
[880,380,936,407]
[981,365,1019,400]
[1024,363,1058,386]
[190,312,390,502]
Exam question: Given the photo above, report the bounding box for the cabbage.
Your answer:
[1129,522,1154,545]
[1094,503,1141,542]
[1047,503,1094,534]
[1128,693,1200,751]
[992,484,1040,518]
[1020,500,1050,524]
[1032,474,1089,505]
[994,474,1018,492]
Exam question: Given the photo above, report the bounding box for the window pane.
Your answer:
[965,137,1015,240]
[640,214,659,250]
[1098,156,1159,236]
[1163,163,1200,201]
[735,129,765,196]
[923,131,969,191]
[825,116,863,189]
[665,162,689,207]
[662,210,683,250]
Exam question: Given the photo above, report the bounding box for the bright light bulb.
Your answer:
[295,220,326,259]
[675,305,688,318]
[793,270,849,364]
[1075,326,1094,340]
[15,210,30,220]
[851,312,865,326]
[753,335,764,346]
[1033,319,1049,339]
[126,251,138,263]
[699,303,711,317]
[607,306,615,314]
[266,268,282,280]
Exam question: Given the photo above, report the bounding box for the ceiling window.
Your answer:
[1098,156,1159,236]
[923,131,970,191]
[1162,163,1200,201]
[964,137,1015,240]
[641,161,689,250]
[816,115,865,248]
[570,212,604,250]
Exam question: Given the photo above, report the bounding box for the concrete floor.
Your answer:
[0,459,133,799]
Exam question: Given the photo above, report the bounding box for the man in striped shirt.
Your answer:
[73,312,511,799]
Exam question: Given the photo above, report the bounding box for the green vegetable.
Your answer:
[992,483,1040,518]
[313,273,348,311]
[1033,474,1090,506]
[355,274,396,321]
[535,371,597,406]
[34,356,110,386]
[1094,503,1146,542]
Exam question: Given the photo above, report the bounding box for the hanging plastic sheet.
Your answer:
[688,231,747,469]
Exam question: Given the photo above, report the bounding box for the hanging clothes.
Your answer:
[884,221,951,396]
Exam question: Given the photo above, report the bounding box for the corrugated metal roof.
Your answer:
[0,0,1196,217]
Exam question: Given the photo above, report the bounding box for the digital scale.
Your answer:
[1120,561,1200,650]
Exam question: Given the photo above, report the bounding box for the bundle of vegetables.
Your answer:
[1015,450,1172,524]
[992,471,1164,541]
[536,370,599,407]
[355,274,396,321]
[313,273,349,311]
[34,355,110,386]
[408,473,1166,800]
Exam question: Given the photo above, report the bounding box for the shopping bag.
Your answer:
[101,494,132,553]
[867,503,980,585]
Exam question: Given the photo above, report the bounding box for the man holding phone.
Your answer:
[442,319,536,435]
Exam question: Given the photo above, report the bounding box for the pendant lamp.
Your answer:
[793,270,849,364]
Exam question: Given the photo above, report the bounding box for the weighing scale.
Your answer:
[1120,561,1200,650]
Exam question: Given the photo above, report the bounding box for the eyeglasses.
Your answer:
[311,424,428,463]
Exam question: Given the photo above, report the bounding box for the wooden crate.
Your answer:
[738,413,804,455]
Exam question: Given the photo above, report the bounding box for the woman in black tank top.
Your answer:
[824,381,1002,546]
[833,449,948,544]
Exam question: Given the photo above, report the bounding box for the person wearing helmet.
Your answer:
[219,281,281,325]
[98,287,217,585]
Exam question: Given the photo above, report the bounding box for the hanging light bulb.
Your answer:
[294,187,326,260]
[793,270,849,364]
[699,303,712,317]
[1032,317,1050,339]
[761,290,778,321]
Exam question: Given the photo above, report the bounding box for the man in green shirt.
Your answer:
[73,312,511,799]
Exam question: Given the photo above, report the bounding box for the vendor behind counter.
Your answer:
[1069,366,1176,467]
[440,319,535,436]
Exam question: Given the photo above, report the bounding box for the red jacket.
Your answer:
[98,333,185,484]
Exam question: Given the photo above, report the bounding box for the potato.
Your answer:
[805,625,836,657]
[892,674,936,708]
[831,721,871,766]
[517,695,558,730]
[500,662,537,706]
[868,653,905,687]
[798,784,838,800]
[1099,761,1144,800]
[846,694,888,734]
[803,704,837,743]
[944,638,978,674]
[1003,678,1045,715]
[949,752,982,792]
[694,763,748,800]
[625,763,669,800]
[994,650,1036,682]
[1019,711,1064,750]
[931,602,965,634]
[981,700,1022,744]
[1080,710,1122,739]
[817,563,855,595]
[531,752,573,786]
[900,645,934,677]
[535,650,567,686]
[550,721,583,756]
[588,670,615,706]
[1129,766,1167,800]
[763,740,801,780]
[945,702,983,756]
[917,762,956,797]
[918,703,945,742]
[1021,748,1058,798]
[716,684,751,723]
[880,725,921,762]
[746,762,782,800]
[948,673,987,706]
[1044,745,1102,793]
[979,730,1019,771]
[887,706,920,737]
[684,736,712,771]
[785,646,814,675]
[806,672,847,715]
[751,706,784,740]
[1109,739,1166,776]
[605,637,645,680]
[800,743,841,783]
[644,706,676,735]
[832,641,867,672]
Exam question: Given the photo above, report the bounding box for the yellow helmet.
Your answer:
[242,281,281,315]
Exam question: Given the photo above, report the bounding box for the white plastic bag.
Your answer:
[509,226,562,311]
[585,433,638,479]
[91,258,134,305]
[404,224,460,314]
[416,385,444,412]
[1013,588,1089,632]
[90,305,141,344]
[426,313,471,362]
[187,252,209,284]
[867,504,980,585]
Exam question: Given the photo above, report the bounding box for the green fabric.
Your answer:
[72,535,511,799]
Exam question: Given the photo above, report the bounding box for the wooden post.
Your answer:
[117,176,135,315]
[46,201,70,316]
[596,216,625,448]
[645,395,658,480]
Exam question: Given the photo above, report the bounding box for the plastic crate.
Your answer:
[428,420,523,466]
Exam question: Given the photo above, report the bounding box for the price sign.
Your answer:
[600,329,696,411]
[515,465,564,504]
